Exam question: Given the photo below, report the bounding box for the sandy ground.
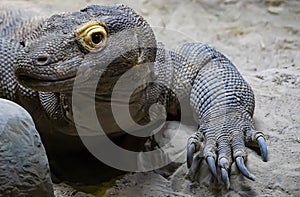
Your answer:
[1,0,299,196]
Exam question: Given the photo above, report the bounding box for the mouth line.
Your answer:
[17,74,76,83]
[17,74,76,92]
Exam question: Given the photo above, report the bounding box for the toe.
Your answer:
[206,156,217,179]
[219,157,231,189]
[188,154,204,180]
[186,131,204,168]
[231,128,256,181]
[203,138,218,178]
[187,143,196,168]
[256,135,268,162]
[245,129,268,162]
[235,156,255,181]
[217,135,232,188]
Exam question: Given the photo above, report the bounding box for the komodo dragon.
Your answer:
[0,4,268,189]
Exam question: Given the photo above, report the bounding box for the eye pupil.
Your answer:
[91,33,102,44]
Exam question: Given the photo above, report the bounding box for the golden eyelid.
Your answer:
[75,21,107,51]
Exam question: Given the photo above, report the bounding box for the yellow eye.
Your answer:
[75,21,107,51]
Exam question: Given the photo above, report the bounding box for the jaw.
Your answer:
[17,75,76,92]
[15,58,84,92]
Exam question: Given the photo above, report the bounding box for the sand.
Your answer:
[1,0,299,196]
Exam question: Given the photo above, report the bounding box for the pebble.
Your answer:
[267,6,283,15]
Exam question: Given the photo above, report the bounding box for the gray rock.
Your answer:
[0,99,54,197]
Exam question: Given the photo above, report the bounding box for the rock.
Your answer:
[0,99,54,197]
[267,6,283,15]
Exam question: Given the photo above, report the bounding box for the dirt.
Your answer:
[1,0,299,196]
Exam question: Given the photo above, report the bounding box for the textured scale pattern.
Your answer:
[39,92,65,121]
[156,42,255,139]
[0,38,19,101]
[0,9,44,41]
[0,38,37,101]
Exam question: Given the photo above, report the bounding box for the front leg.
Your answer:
[184,45,268,189]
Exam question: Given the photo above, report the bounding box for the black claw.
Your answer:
[206,156,218,179]
[236,156,255,181]
[257,136,268,162]
[187,143,195,168]
[221,168,230,189]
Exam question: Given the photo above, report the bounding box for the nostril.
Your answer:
[35,54,50,66]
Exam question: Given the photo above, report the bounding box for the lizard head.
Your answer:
[15,4,157,92]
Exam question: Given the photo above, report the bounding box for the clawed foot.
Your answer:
[186,126,268,189]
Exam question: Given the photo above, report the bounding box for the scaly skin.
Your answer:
[1,4,268,188]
